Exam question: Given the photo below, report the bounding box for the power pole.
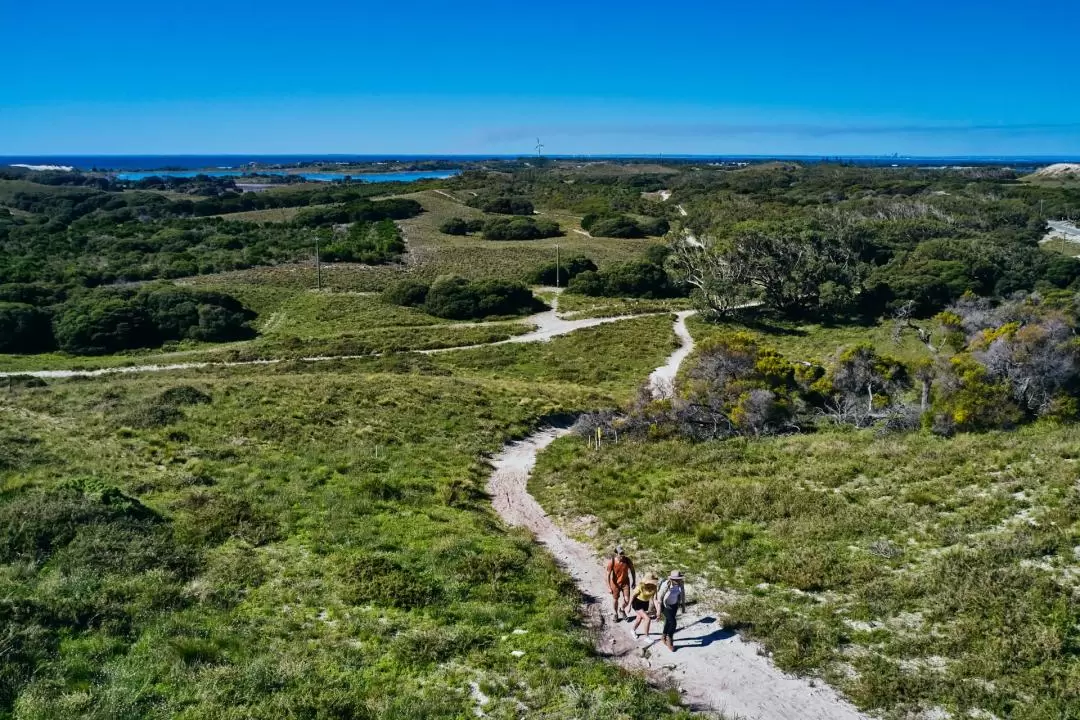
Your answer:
[555,243,560,287]
[314,232,323,290]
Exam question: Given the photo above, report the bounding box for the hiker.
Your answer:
[658,570,686,652]
[630,573,659,637]
[604,546,636,620]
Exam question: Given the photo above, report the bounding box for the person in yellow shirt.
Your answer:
[630,573,660,637]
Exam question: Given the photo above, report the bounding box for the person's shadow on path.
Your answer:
[674,616,737,649]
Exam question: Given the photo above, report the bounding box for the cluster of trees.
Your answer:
[455,168,676,221]
[581,212,669,238]
[481,216,562,240]
[438,217,485,235]
[670,215,1080,321]
[567,246,684,298]
[381,275,539,320]
[467,196,535,216]
[0,177,422,289]
[129,175,242,195]
[291,198,421,227]
[439,215,561,239]
[529,255,597,286]
[0,284,255,355]
[320,219,405,264]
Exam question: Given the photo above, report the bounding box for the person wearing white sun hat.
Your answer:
[657,570,686,652]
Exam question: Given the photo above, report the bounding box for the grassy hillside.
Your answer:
[530,424,1080,719]
[0,319,687,719]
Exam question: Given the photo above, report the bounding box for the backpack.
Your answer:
[658,580,683,608]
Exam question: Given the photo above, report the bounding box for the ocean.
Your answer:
[3,154,1079,172]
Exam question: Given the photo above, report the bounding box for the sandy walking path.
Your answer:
[0,293,663,379]
[648,310,695,398]
[486,315,869,720]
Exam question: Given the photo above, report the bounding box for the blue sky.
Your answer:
[5,0,1080,155]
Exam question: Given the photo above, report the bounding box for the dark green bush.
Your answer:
[566,270,607,296]
[50,286,255,355]
[158,386,212,406]
[480,197,534,216]
[582,213,669,238]
[0,302,55,353]
[438,217,484,235]
[530,255,598,285]
[53,296,155,355]
[321,219,405,264]
[482,217,561,240]
[567,260,680,298]
[422,275,537,319]
[381,279,430,307]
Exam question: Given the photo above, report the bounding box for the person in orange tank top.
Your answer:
[603,545,636,620]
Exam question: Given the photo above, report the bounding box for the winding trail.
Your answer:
[647,310,695,398]
[486,315,869,720]
[0,293,664,379]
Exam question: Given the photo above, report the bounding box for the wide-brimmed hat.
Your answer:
[642,573,659,585]
[669,570,684,581]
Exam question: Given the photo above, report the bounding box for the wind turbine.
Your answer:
[535,138,544,158]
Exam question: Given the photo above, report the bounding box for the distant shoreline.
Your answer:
[5,153,1080,172]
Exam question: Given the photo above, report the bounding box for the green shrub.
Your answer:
[582,213,669,238]
[322,219,405,263]
[566,260,679,298]
[482,217,562,240]
[158,386,211,406]
[438,217,484,235]
[480,197,534,216]
[566,270,606,296]
[53,296,155,355]
[0,302,55,353]
[529,255,597,285]
[423,275,537,319]
[381,279,430,307]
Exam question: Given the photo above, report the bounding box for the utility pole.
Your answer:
[314,232,323,290]
[555,243,560,287]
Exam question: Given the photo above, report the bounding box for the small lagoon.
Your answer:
[115,169,460,183]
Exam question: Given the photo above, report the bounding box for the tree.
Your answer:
[0,303,55,353]
[482,217,561,240]
[530,255,597,285]
[54,297,155,355]
[669,221,863,318]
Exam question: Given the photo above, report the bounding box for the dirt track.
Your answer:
[486,315,869,720]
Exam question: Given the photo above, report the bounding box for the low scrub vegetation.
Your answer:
[532,422,1080,719]
[482,216,562,241]
[582,212,668,238]
[1,284,255,356]
[0,317,687,718]
[382,275,541,320]
[567,246,684,299]
[529,254,598,285]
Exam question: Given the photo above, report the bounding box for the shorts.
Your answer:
[631,597,650,612]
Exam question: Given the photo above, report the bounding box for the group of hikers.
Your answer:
[604,546,685,652]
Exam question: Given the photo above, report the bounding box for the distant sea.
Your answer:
[3,154,1080,172]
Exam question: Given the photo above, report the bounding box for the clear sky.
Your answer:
[5,0,1080,156]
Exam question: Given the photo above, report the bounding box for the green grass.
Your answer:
[398,191,657,283]
[0,317,692,719]
[530,416,1080,719]
[179,190,660,295]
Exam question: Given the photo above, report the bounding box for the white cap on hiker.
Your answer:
[669,570,684,581]
[615,545,624,555]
